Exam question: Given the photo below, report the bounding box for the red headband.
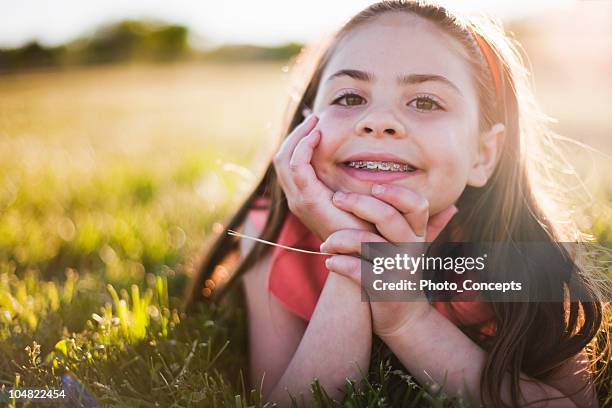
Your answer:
[467,26,503,106]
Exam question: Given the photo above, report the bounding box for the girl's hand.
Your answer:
[320,184,458,337]
[273,114,377,241]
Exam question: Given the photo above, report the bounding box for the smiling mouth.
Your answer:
[343,160,418,173]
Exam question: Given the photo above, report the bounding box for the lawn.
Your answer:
[0,62,609,407]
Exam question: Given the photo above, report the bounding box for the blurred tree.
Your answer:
[202,42,302,62]
[75,20,189,64]
[148,25,189,61]
[0,41,65,72]
[0,19,301,73]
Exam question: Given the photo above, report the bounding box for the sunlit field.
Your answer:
[0,62,290,280]
[0,62,294,406]
[0,60,610,406]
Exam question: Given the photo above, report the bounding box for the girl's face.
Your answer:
[311,12,503,215]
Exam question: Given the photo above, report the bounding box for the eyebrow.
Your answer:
[325,69,463,96]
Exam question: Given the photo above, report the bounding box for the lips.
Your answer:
[341,152,419,170]
[338,152,423,183]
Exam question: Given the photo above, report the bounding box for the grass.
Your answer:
[0,263,461,407]
[0,62,609,407]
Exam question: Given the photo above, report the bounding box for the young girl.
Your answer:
[186,1,608,406]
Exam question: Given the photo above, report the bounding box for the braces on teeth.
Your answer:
[346,160,415,172]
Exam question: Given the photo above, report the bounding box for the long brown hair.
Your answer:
[185,1,609,406]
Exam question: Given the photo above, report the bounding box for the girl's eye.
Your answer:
[331,92,365,107]
[409,96,443,112]
[331,93,443,112]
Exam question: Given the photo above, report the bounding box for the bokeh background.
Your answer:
[0,0,610,405]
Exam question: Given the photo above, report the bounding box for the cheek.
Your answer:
[419,125,475,212]
[314,108,352,142]
[422,122,475,175]
[310,111,348,173]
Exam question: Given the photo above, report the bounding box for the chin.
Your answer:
[323,172,372,195]
[344,180,377,195]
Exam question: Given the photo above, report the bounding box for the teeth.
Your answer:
[346,160,416,172]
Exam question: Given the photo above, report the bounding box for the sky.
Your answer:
[0,0,576,49]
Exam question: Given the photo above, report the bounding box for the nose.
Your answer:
[355,109,406,139]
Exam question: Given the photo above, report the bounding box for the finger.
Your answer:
[320,229,387,256]
[371,184,429,237]
[332,191,420,242]
[325,255,364,286]
[426,205,459,242]
[273,116,318,197]
[289,129,321,190]
[274,114,318,164]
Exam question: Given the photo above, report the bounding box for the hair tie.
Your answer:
[467,26,503,108]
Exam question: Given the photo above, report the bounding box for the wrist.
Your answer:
[375,301,433,340]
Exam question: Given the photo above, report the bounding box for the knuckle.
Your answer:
[301,196,318,211]
[380,206,398,223]
[294,175,308,190]
[288,160,300,172]
[272,150,283,163]
[325,230,339,242]
[344,192,355,202]
[359,230,378,243]
[324,236,338,250]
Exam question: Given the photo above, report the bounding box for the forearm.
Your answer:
[266,272,372,406]
[380,305,579,407]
